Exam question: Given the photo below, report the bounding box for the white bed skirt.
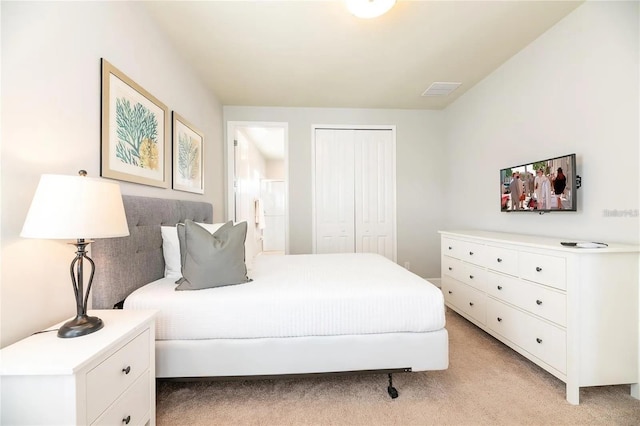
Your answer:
[155,329,449,378]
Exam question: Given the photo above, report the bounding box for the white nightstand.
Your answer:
[1,309,156,425]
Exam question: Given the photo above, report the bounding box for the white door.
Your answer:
[354,130,395,260]
[314,129,355,254]
[314,127,395,260]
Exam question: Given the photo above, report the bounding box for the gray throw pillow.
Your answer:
[175,220,251,290]
[176,220,233,272]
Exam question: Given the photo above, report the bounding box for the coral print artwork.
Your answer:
[101,59,169,188]
[115,98,159,170]
[172,112,204,194]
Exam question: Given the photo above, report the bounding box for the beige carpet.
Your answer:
[156,309,640,425]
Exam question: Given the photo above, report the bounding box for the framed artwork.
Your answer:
[172,112,204,194]
[101,58,170,188]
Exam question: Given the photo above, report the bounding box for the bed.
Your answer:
[91,195,448,396]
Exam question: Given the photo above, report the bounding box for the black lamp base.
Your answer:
[57,314,104,338]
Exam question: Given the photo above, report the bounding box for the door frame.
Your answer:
[226,121,290,254]
[311,124,397,262]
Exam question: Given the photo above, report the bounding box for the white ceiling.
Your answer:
[237,126,286,160]
[144,0,582,110]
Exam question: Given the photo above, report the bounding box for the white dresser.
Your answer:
[1,310,156,425]
[439,230,639,405]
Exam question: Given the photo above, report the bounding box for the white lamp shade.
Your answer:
[21,174,130,240]
[345,0,396,19]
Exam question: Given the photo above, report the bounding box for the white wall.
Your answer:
[444,0,639,244]
[223,107,447,279]
[266,159,285,180]
[1,1,224,347]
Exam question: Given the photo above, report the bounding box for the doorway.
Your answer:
[226,121,288,258]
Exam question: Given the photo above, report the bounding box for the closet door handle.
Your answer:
[469,302,474,307]
[448,291,453,294]
[123,415,131,425]
[497,285,503,290]
[536,300,543,305]
[497,258,503,263]
[122,366,131,375]
[497,317,502,322]
[448,267,453,271]
[536,338,543,344]
[469,251,474,256]
[536,266,542,272]
[469,275,474,279]
[448,246,452,250]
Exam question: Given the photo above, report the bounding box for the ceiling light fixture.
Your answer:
[345,0,396,19]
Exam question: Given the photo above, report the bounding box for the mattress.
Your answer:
[125,253,445,340]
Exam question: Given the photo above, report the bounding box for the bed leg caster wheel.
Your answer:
[387,374,399,399]
[387,385,399,399]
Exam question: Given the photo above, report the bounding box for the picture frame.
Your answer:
[172,112,204,194]
[100,58,170,188]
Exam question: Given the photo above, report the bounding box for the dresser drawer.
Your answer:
[442,255,464,282]
[87,329,150,423]
[442,237,463,258]
[485,245,518,276]
[442,277,486,325]
[442,237,486,266]
[519,251,566,290]
[486,298,566,374]
[458,262,487,292]
[457,240,486,266]
[487,271,566,326]
[92,370,150,426]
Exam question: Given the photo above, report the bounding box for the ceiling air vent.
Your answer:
[421,82,462,97]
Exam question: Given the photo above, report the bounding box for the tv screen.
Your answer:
[500,153,577,212]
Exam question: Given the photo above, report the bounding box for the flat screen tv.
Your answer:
[500,153,577,212]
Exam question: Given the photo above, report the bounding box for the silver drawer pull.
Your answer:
[123,415,131,425]
[536,266,542,272]
[497,258,502,263]
[122,366,131,375]
[536,338,542,344]
[536,300,543,305]
[497,285,503,290]
[497,317,502,322]
[469,302,474,306]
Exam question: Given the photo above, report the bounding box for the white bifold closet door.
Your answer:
[314,128,395,261]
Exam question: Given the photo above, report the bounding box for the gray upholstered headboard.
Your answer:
[91,195,213,309]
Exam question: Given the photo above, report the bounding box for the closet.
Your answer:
[313,127,396,261]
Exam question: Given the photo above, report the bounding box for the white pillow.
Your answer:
[161,222,226,278]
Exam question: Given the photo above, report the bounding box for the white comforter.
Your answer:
[125,253,445,340]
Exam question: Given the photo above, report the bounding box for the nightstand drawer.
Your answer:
[92,370,150,426]
[87,329,150,423]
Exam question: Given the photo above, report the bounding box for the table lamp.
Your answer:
[21,171,129,338]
